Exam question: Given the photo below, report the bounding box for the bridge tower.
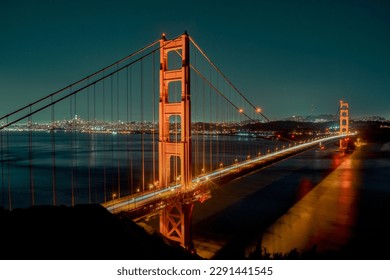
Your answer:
[339,100,349,150]
[158,32,194,251]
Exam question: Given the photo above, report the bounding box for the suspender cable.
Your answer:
[201,61,206,174]
[152,50,156,185]
[28,106,34,206]
[175,85,179,184]
[0,39,161,124]
[215,75,219,170]
[0,34,190,209]
[193,50,199,177]
[69,94,74,206]
[74,91,78,204]
[126,66,134,194]
[103,74,107,202]
[1,131,4,206]
[116,66,121,198]
[189,36,270,123]
[51,96,57,206]
[222,85,227,166]
[110,74,114,198]
[209,67,212,173]
[190,65,256,122]
[6,120,11,210]
[0,45,164,131]
[93,83,97,202]
[87,80,91,204]
[141,59,145,192]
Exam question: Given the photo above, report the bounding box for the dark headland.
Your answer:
[0,204,201,260]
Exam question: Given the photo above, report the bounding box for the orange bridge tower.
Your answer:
[158,32,194,251]
[339,100,349,150]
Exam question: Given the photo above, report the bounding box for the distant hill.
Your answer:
[283,114,336,122]
[352,120,390,142]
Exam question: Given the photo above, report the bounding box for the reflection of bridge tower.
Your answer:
[158,32,194,250]
[339,100,349,150]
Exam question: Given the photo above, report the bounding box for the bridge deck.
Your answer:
[102,134,349,219]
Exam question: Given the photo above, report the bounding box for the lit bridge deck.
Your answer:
[101,134,350,220]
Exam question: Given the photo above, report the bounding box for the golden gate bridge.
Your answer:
[0,32,351,252]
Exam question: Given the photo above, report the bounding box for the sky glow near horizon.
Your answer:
[1,0,389,121]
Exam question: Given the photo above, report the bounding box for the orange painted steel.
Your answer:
[158,33,194,251]
[339,101,349,150]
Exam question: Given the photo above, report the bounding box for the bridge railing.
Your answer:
[103,133,350,218]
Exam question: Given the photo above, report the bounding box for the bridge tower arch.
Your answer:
[158,32,194,251]
[339,100,349,150]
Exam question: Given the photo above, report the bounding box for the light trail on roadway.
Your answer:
[103,133,352,214]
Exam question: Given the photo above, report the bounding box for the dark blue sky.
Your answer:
[1,0,389,120]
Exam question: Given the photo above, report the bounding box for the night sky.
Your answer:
[1,0,389,120]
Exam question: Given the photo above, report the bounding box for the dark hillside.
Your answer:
[0,204,201,260]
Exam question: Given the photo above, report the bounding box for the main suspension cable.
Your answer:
[189,36,270,122]
[0,39,161,123]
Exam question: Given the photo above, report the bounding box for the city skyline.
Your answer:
[1,0,389,121]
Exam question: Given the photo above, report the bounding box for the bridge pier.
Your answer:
[160,201,195,252]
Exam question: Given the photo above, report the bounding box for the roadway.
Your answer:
[191,139,390,259]
[102,134,348,217]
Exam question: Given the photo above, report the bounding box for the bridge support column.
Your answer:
[160,202,195,252]
[158,32,194,250]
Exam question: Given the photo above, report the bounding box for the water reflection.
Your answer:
[260,152,360,255]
